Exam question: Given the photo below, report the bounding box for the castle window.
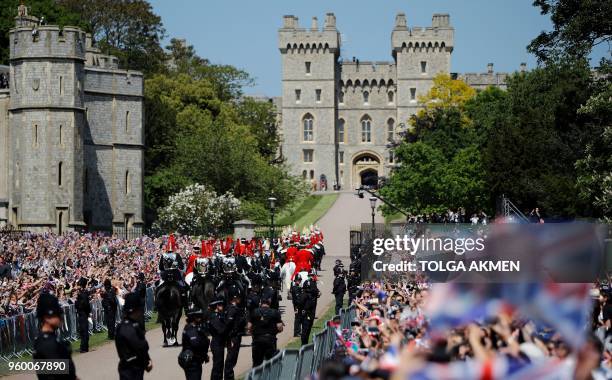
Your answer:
[302,170,307,180]
[125,111,130,133]
[388,91,394,103]
[336,119,345,143]
[58,162,63,187]
[59,124,63,146]
[339,151,344,164]
[295,89,301,102]
[305,61,311,74]
[315,89,321,102]
[361,116,372,143]
[33,124,38,147]
[387,119,395,142]
[363,91,369,104]
[338,91,344,104]
[59,76,63,95]
[420,61,427,74]
[410,88,417,101]
[303,149,314,163]
[303,114,314,141]
[125,170,131,194]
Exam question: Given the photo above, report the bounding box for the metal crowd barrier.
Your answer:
[246,304,357,380]
[0,286,155,362]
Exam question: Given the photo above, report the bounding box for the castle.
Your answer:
[0,4,144,235]
[278,13,522,190]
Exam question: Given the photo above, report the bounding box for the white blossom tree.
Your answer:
[155,184,241,235]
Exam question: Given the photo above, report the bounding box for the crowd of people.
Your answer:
[314,275,612,380]
[405,209,489,225]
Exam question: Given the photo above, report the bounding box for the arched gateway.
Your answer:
[352,151,382,189]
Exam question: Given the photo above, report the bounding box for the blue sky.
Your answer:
[149,0,609,96]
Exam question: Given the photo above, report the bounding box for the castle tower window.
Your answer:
[295,89,301,102]
[388,91,394,103]
[339,151,344,164]
[125,170,131,194]
[59,76,63,95]
[303,114,314,141]
[58,162,63,187]
[125,111,130,133]
[315,89,321,102]
[59,124,63,146]
[363,91,369,104]
[33,124,38,147]
[305,61,311,74]
[410,88,417,101]
[337,119,345,143]
[338,91,344,104]
[303,149,313,163]
[420,61,427,74]
[387,119,395,142]
[361,116,372,143]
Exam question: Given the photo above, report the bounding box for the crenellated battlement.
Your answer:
[339,61,397,89]
[391,13,454,54]
[10,25,87,61]
[279,13,340,54]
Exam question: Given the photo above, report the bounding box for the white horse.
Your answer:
[280,261,296,296]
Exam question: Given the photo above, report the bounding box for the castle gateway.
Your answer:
[278,13,515,190]
[0,4,144,234]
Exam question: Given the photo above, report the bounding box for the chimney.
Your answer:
[394,13,407,30]
[311,17,318,31]
[432,14,450,27]
[324,13,336,30]
[487,63,494,74]
[520,62,527,72]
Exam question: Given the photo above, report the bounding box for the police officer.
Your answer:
[332,271,347,315]
[115,293,152,380]
[290,277,303,337]
[75,278,91,353]
[248,298,283,367]
[33,293,77,380]
[347,270,360,305]
[224,294,245,380]
[299,275,319,345]
[101,278,118,340]
[135,273,148,325]
[179,308,209,380]
[333,259,344,277]
[208,299,226,380]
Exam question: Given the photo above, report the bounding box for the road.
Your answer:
[6,192,382,380]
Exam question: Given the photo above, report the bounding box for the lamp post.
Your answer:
[268,196,277,240]
[369,197,377,238]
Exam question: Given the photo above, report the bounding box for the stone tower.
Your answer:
[392,13,454,125]
[8,8,87,232]
[279,14,340,188]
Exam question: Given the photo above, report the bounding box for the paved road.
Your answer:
[7,192,382,380]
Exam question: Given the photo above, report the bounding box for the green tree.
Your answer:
[58,0,166,75]
[528,0,612,62]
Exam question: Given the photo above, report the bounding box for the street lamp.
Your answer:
[369,197,377,238]
[268,196,277,240]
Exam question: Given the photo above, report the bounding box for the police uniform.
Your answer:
[332,274,346,315]
[101,281,118,339]
[347,271,360,305]
[32,293,77,380]
[290,280,303,337]
[250,301,282,367]
[179,310,209,380]
[208,300,227,380]
[115,293,151,380]
[224,300,245,380]
[75,278,91,353]
[299,279,319,345]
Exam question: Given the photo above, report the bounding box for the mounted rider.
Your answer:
[157,234,188,311]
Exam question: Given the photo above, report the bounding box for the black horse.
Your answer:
[155,280,182,346]
[190,273,216,313]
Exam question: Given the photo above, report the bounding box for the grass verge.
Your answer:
[277,194,338,231]
[0,312,160,377]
